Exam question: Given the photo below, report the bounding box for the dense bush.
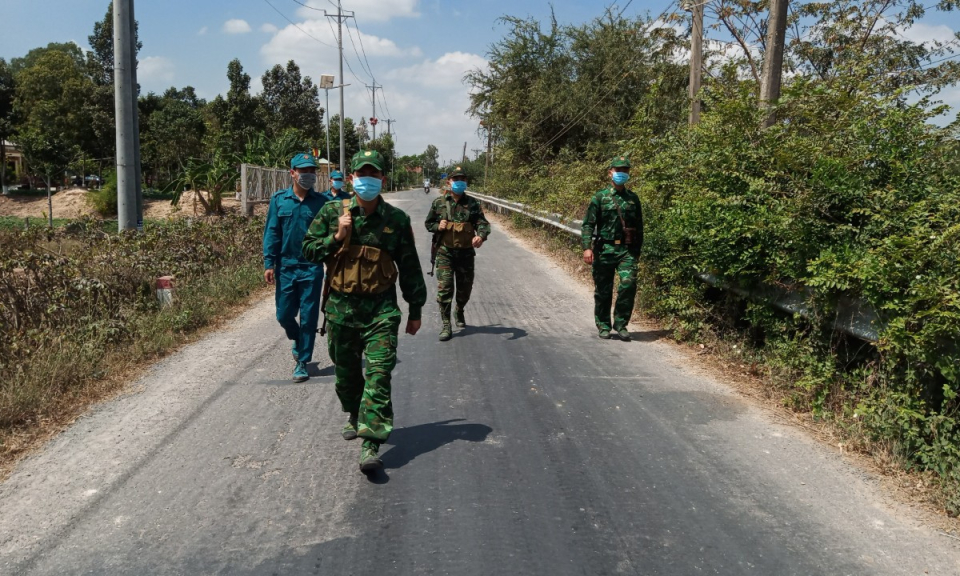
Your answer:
[0,216,264,433]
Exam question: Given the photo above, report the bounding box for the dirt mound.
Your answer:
[0,189,245,220]
[0,188,95,219]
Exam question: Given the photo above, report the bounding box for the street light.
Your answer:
[319,75,350,169]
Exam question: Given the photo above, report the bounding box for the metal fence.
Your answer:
[240,164,332,216]
[469,190,883,342]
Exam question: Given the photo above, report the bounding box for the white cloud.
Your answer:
[897,22,957,46]
[139,56,175,82]
[350,30,422,58]
[293,0,419,23]
[261,23,279,34]
[223,19,252,34]
[261,22,419,65]
[198,26,208,36]
[388,52,488,88]
[138,56,175,91]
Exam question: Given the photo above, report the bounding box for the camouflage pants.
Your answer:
[327,317,399,443]
[435,248,474,320]
[592,247,639,331]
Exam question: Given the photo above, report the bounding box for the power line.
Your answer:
[325,15,367,86]
[263,0,336,47]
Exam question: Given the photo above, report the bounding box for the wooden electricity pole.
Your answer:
[688,0,704,125]
[760,0,789,128]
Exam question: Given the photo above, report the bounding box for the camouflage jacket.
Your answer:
[580,185,643,251]
[302,196,427,326]
[424,192,491,253]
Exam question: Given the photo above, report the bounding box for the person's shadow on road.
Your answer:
[380,419,493,471]
[456,324,527,340]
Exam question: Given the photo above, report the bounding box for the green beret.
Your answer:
[609,155,631,169]
[350,149,385,172]
[290,152,318,169]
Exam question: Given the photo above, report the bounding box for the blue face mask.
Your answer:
[451,180,467,194]
[332,179,344,191]
[612,171,630,186]
[352,176,382,201]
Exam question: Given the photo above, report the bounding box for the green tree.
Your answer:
[141,87,207,184]
[326,114,361,170]
[0,59,16,193]
[260,60,323,142]
[10,42,86,76]
[420,144,439,179]
[208,59,265,156]
[14,50,94,223]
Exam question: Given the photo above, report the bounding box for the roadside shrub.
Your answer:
[85,170,118,217]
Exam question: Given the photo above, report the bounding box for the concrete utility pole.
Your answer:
[472,148,483,160]
[760,0,789,128]
[685,0,704,125]
[461,142,468,163]
[385,118,396,136]
[128,0,142,230]
[366,82,382,140]
[325,2,354,170]
[113,0,142,231]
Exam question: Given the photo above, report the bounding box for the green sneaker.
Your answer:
[616,328,632,341]
[439,325,452,341]
[341,414,358,440]
[359,441,383,472]
[598,329,611,340]
[455,307,466,328]
[292,361,309,382]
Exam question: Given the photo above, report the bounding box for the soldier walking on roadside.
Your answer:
[581,155,643,341]
[302,149,427,473]
[263,152,328,382]
[320,169,351,203]
[424,166,491,341]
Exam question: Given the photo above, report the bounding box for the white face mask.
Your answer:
[296,172,317,190]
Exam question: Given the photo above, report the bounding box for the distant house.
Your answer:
[2,140,25,190]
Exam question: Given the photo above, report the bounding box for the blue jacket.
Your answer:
[263,187,327,269]
[319,188,351,204]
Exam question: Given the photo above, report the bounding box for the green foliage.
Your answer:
[86,170,118,216]
[260,60,323,143]
[480,0,960,512]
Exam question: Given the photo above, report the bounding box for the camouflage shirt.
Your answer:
[302,196,427,326]
[580,185,643,251]
[424,192,491,253]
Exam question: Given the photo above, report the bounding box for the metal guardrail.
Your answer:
[470,190,883,342]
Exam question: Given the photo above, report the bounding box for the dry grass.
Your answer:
[0,267,270,481]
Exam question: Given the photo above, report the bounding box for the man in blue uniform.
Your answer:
[320,169,351,203]
[263,152,328,382]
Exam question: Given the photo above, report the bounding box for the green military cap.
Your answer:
[448,165,466,178]
[350,149,385,172]
[609,155,631,169]
[290,152,318,169]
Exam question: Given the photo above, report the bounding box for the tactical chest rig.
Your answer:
[320,199,398,334]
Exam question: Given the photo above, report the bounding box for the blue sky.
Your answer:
[2,0,960,160]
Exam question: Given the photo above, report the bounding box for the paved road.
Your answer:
[1,189,958,575]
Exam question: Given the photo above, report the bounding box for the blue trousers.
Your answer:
[275,265,324,363]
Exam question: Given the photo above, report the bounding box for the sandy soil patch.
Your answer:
[0,189,250,220]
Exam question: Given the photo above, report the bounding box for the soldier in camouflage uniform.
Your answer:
[302,149,427,473]
[581,155,643,341]
[424,166,491,341]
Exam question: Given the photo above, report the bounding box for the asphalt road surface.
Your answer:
[1,189,958,575]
